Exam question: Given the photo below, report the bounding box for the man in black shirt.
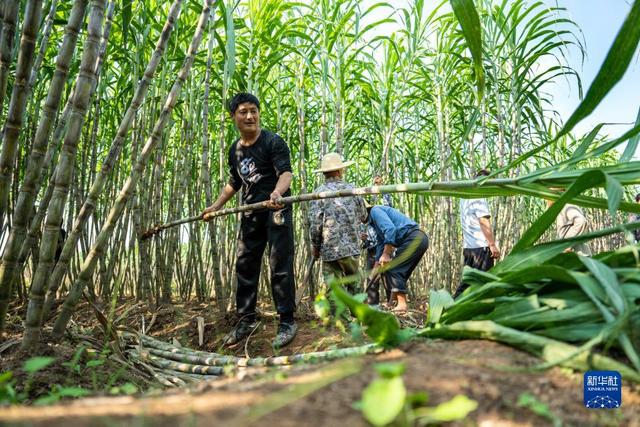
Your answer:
[203,93,296,349]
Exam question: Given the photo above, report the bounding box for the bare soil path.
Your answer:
[2,300,639,426]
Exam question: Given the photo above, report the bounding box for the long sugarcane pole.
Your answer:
[139,179,516,239]
[141,164,640,239]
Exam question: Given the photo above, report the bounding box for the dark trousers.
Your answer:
[236,208,295,318]
[453,247,494,299]
[366,247,390,305]
[383,229,429,294]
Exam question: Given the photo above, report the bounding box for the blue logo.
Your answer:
[584,371,621,409]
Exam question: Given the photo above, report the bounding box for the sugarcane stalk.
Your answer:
[419,320,640,383]
[130,333,225,357]
[42,0,184,320]
[21,0,107,350]
[0,0,44,224]
[141,343,382,367]
[128,349,226,375]
[121,332,212,353]
[0,0,19,119]
[124,332,383,368]
[141,167,640,239]
[0,1,5,42]
[5,1,115,326]
[295,256,317,305]
[0,0,89,334]
[27,0,59,91]
[51,0,213,338]
[201,14,225,308]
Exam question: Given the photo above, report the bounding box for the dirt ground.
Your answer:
[2,299,639,426]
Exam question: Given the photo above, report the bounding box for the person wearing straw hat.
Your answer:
[202,93,296,349]
[309,152,367,296]
[547,196,592,256]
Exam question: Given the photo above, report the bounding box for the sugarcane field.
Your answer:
[1,0,640,425]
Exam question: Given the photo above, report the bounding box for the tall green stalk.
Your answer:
[0,0,89,334]
[0,0,18,120]
[42,0,184,319]
[21,0,107,350]
[52,0,213,337]
[0,0,44,224]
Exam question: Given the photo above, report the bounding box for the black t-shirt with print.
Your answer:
[228,129,292,204]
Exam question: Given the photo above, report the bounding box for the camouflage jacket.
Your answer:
[309,177,367,262]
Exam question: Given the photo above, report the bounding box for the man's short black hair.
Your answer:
[635,193,640,202]
[228,92,260,114]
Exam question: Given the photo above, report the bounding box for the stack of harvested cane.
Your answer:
[122,333,382,386]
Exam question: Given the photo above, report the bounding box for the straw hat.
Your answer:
[313,152,355,173]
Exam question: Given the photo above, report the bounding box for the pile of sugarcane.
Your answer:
[421,242,640,383]
[122,333,383,386]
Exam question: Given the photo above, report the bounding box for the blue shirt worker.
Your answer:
[366,205,429,313]
[363,175,393,305]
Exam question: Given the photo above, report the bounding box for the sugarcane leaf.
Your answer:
[535,323,605,342]
[605,175,624,221]
[460,268,501,287]
[620,107,640,162]
[493,241,577,275]
[23,357,56,374]
[580,257,626,314]
[502,265,577,285]
[413,394,478,423]
[453,281,521,305]
[224,0,236,79]
[427,289,454,324]
[122,0,132,48]
[442,299,499,323]
[586,122,640,159]
[572,268,640,372]
[489,301,600,329]
[570,124,604,162]
[361,377,406,427]
[489,0,640,180]
[420,320,640,382]
[450,0,484,100]
[556,0,640,139]
[331,282,410,347]
[494,222,640,275]
[483,295,540,318]
[510,169,605,254]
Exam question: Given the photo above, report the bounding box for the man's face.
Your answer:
[231,102,260,134]
[373,176,383,185]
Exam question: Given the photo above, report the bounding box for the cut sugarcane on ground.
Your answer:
[2,298,640,426]
[1,339,639,426]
